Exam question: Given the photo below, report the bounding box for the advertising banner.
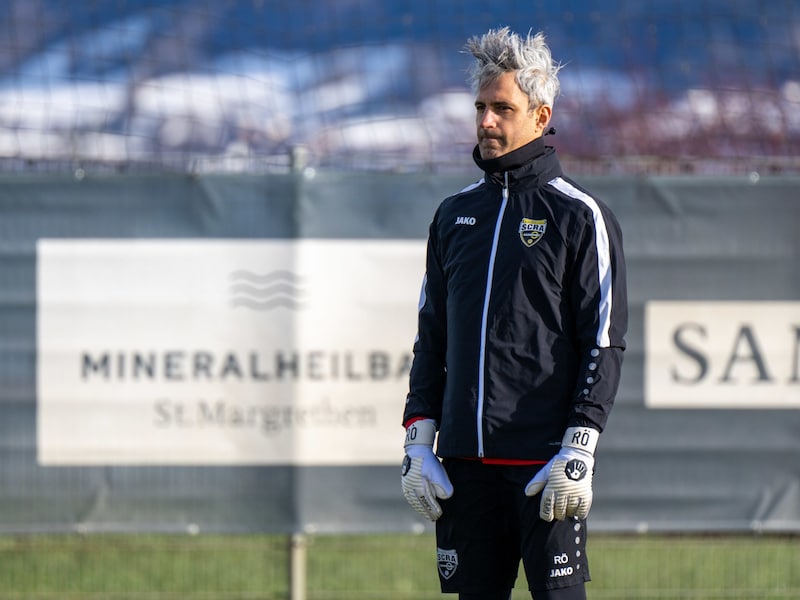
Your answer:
[646,301,800,408]
[37,239,425,466]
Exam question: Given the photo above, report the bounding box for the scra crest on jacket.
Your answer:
[519,218,547,247]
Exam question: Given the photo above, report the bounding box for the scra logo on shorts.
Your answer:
[437,547,458,580]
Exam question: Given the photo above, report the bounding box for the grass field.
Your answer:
[0,533,798,599]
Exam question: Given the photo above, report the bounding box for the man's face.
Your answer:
[475,71,550,160]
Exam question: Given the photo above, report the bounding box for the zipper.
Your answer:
[476,172,509,457]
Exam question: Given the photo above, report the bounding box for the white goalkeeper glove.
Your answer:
[401,419,453,521]
[525,426,599,522]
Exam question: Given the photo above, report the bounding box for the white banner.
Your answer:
[37,239,426,465]
[645,301,800,408]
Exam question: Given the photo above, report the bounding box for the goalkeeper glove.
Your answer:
[401,419,453,521]
[524,426,599,522]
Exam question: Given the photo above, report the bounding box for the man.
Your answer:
[401,28,628,600]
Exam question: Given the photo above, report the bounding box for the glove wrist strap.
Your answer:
[405,418,436,448]
[562,426,599,455]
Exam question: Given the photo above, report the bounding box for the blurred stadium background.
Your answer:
[2,1,800,599]
[1,0,799,174]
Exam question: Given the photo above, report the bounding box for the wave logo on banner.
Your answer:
[229,270,306,311]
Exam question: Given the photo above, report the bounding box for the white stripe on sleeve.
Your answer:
[548,177,614,347]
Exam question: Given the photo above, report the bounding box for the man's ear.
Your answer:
[535,105,552,135]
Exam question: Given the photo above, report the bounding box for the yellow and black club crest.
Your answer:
[519,218,547,247]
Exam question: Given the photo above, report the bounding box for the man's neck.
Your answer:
[473,136,546,175]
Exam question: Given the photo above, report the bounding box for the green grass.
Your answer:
[0,533,798,599]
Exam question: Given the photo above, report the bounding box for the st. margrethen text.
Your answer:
[81,350,413,382]
[153,397,376,433]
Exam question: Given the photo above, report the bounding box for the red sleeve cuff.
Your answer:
[403,416,429,429]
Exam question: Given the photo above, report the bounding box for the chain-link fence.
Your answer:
[1,0,799,175]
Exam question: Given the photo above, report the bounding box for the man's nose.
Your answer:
[479,110,496,128]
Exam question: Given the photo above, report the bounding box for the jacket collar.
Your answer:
[472,136,562,187]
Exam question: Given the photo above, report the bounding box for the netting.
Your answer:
[1,0,798,174]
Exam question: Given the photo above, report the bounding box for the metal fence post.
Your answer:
[289,533,307,600]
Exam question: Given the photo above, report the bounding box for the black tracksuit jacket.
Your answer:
[403,137,628,462]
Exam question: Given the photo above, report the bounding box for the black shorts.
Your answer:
[435,458,590,595]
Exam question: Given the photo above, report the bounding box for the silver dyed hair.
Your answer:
[465,27,561,110]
